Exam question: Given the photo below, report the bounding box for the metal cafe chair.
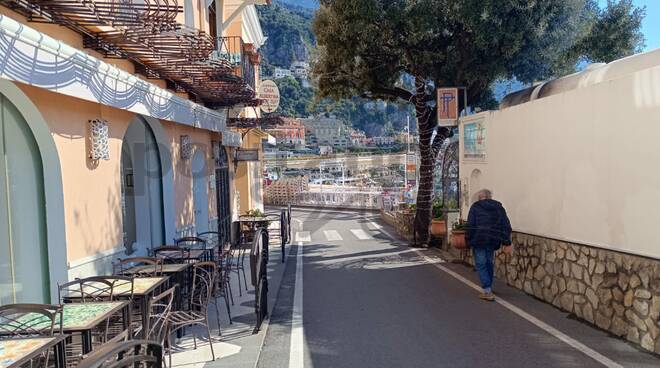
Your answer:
[197,231,220,249]
[175,236,207,250]
[0,304,64,367]
[153,245,192,264]
[113,257,164,277]
[77,340,163,368]
[168,262,217,362]
[145,286,176,367]
[211,246,233,336]
[58,276,134,363]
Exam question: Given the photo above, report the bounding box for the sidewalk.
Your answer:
[167,233,291,368]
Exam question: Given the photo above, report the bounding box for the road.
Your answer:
[254,208,659,368]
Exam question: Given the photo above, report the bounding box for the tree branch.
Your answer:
[367,86,414,102]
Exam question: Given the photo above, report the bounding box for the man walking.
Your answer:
[466,189,512,301]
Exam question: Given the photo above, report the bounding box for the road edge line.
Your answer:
[288,240,304,368]
[370,220,623,368]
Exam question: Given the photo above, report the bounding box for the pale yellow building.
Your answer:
[0,0,269,304]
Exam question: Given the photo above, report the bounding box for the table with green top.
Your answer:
[9,302,129,354]
[0,336,67,368]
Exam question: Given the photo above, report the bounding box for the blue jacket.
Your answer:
[466,199,512,250]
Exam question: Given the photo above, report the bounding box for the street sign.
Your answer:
[437,87,459,126]
[235,149,260,161]
[258,80,280,113]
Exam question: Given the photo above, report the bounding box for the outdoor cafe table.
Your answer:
[121,265,191,312]
[156,247,215,263]
[73,277,169,339]
[0,336,67,368]
[238,216,270,243]
[7,302,130,355]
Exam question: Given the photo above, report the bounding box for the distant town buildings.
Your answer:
[271,61,310,80]
[264,117,306,146]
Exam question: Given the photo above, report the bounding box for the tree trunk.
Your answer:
[411,77,448,245]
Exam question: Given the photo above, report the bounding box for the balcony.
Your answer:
[1,0,260,108]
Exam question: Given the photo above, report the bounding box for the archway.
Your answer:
[121,117,165,253]
[192,149,209,234]
[0,94,49,304]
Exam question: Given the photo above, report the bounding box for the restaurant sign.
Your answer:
[258,80,280,113]
[437,87,459,127]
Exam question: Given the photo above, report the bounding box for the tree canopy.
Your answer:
[311,0,644,243]
[312,0,644,106]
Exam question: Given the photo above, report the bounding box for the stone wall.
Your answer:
[453,232,660,355]
[380,210,415,241]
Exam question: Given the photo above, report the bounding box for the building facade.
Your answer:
[0,0,269,304]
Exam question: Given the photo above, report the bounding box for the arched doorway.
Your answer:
[0,94,49,304]
[214,143,231,245]
[121,117,165,253]
[192,149,209,234]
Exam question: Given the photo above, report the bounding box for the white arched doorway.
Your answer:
[469,168,482,205]
[192,149,209,234]
[0,94,49,304]
[121,117,165,253]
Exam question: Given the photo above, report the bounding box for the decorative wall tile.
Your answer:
[180,135,192,160]
[89,119,109,160]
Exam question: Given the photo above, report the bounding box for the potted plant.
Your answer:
[451,220,469,249]
[430,201,447,236]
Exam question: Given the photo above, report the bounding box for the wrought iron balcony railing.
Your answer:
[1,0,261,107]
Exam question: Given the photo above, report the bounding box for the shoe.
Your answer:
[479,292,495,301]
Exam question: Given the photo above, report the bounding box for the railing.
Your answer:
[216,36,256,91]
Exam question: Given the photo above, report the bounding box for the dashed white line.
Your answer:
[350,229,372,240]
[295,231,311,242]
[323,230,343,241]
[289,241,304,368]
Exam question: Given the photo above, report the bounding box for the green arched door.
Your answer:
[0,94,49,305]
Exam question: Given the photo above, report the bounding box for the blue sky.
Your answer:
[599,0,659,51]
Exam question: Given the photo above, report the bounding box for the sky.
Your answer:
[599,0,660,51]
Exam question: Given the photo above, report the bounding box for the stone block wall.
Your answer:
[501,233,660,354]
[452,232,660,355]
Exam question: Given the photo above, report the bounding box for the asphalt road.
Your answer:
[255,208,659,368]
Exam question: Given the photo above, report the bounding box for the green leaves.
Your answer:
[311,0,645,106]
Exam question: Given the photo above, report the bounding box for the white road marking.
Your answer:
[295,231,311,242]
[350,229,372,240]
[323,230,343,241]
[373,220,623,368]
[289,241,304,368]
[293,218,304,230]
[368,222,383,230]
[419,255,623,368]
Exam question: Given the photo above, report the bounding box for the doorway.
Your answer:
[192,149,209,234]
[120,117,165,253]
[0,94,49,304]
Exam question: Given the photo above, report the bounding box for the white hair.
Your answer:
[477,188,492,200]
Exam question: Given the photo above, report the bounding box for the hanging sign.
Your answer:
[437,87,459,127]
[235,149,260,162]
[258,80,280,113]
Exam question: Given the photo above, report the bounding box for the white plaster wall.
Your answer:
[460,62,660,260]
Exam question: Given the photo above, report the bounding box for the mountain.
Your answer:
[277,0,319,9]
[257,1,413,137]
[257,1,315,73]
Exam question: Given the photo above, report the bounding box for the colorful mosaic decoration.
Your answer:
[78,277,166,296]
[0,338,53,368]
[89,119,110,160]
[13,302,124,331]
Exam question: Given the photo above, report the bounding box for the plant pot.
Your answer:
[451,230,468,249]
[430,219,447,236]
